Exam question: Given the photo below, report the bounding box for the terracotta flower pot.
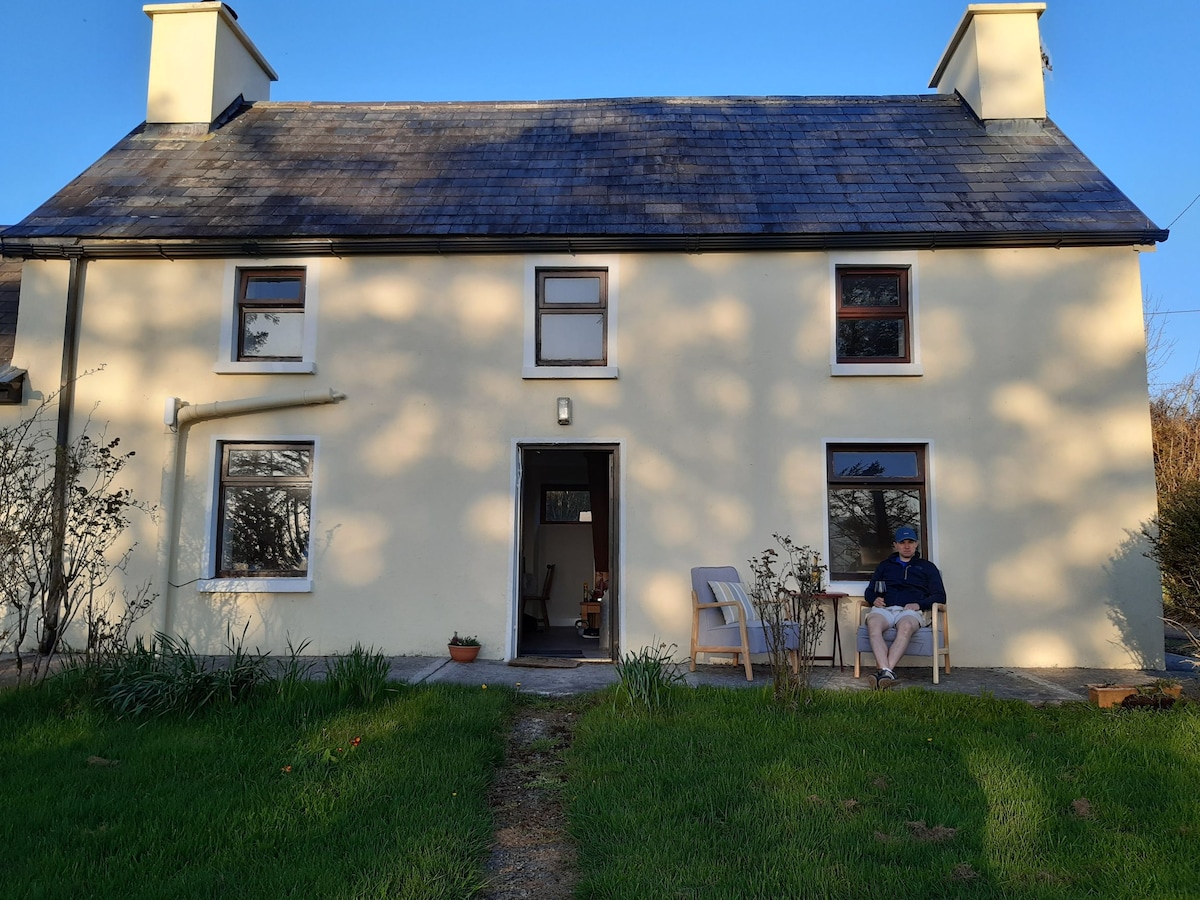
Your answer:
[1088,683,1182,708]
[448,644,480,662]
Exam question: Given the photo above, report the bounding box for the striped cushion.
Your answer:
[708,581,757,625]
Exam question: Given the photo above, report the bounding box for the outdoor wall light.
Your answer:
[557,396,572,425]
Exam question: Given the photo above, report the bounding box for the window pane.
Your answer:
[545,489,591,523]
[837,319,903,359]
[220,484,311,574]
[828,487,922,578]
[227,447,312,479]
[540,313,605,362]
[244,277,302,301]
[543,276,602,305]
[241,310,305,359]
[841,273,901,308]
[831,451,918,479]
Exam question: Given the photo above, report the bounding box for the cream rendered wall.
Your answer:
[18,245,1160,667]
[7,260,71,400]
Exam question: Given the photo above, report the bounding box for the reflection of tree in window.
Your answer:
[838,319,903,359]
[241,312,281,356]
[218,445,312,577]
[826,446,925,580]
[828,488,921,575]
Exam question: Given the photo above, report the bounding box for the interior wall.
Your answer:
[521,448,597,626]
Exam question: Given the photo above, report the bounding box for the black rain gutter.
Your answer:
[0,228,1171,261]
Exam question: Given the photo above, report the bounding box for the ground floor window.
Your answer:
[826,443,926,580]
[216,442,313,577]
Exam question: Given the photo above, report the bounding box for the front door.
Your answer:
[515,444,619,661]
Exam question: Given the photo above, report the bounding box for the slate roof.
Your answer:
[2,95,1166,255]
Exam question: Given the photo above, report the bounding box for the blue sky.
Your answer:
[2,1,1196,385]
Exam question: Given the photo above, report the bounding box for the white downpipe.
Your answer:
[155,389,346,636]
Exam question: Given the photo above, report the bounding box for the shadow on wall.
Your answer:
[1105,525,1163,668]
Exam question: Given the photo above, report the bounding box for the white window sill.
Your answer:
[213,361,317,375]
[523,366,619,380]
[197,577,313,594]
[831,363,923,377]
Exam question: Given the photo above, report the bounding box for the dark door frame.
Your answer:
[512,440,621,661]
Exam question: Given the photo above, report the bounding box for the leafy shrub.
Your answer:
[1143,480,1200,624]
[614,642,687,714]
[324,643,391,705]
[747,533,827,706]
[0,387,156,683]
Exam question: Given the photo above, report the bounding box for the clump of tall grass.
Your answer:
[324,643,391,705]
[273,636,316,705]
[614,641,687,714]
[54,624,272,718]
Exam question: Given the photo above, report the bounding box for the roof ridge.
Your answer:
[251,94,959,110]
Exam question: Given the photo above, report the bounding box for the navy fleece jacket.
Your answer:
[863,553,946,610]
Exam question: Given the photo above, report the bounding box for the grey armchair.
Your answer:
[690,566,799,681]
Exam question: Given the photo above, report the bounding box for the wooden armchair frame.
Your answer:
[853,599,950,684]
[691,565,781,682]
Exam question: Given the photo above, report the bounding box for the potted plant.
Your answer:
[1088,678,1183,708]
[448,632,481,662]
[1122,679,1184,710]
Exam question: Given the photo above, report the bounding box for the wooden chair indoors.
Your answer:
[523,564,555,631]
[852,599,950,684]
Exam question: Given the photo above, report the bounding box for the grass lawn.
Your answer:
[4,678,1198,899]
[0,681,512,899]
[568,687,1200,900]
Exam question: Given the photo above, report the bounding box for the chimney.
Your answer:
[929,3,1047,125]
[143,2,277,125]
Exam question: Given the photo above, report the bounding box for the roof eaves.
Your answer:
[0,228,1171,261]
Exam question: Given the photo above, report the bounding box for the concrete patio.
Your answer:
[382,654,1200,703]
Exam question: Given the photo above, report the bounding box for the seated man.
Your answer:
[863,526,946,690]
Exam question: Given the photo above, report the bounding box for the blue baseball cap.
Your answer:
[894,527,918,542]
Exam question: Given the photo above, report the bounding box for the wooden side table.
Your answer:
[580,601,601,632]
[811,592,847,670]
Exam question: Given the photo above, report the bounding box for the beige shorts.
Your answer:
[865,606,930,630]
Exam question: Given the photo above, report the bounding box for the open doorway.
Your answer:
[516,444,619,661]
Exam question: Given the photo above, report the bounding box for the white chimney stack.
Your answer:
[930,3,1047,124]
[143,1,277,125]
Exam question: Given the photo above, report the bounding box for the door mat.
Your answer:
[508,657,582,669]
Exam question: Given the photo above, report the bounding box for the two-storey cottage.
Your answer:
[0,1,1168,668]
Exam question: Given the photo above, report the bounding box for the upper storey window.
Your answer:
[829,253,922,377]
[237,269,306,361]
[216,258,320,375]
[523,255,619,379]
[537,268,608,366]
[836,267,910,363]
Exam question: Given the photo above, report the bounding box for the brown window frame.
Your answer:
[826,443,927,581]
[835,266,911,364]
[535,267,608,366]
[216,441,314,578]
[235,268,307,362]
